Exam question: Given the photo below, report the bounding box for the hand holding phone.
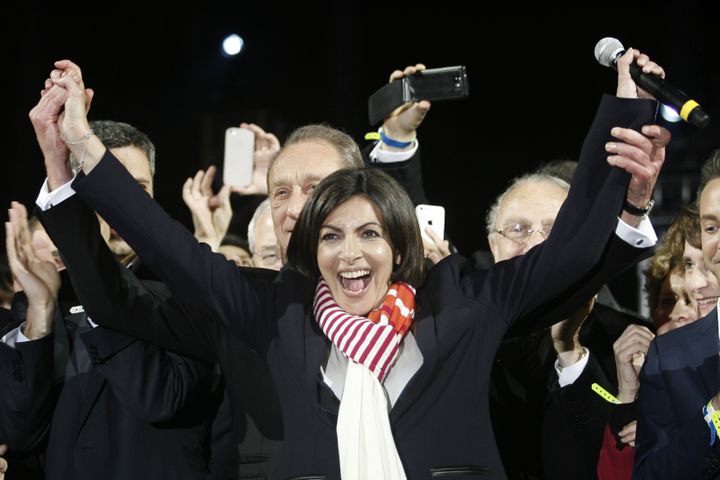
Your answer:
[223,127,254,188]
[369,66,469,125]
[416,204,445,242]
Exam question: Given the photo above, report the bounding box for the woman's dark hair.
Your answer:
[287,168,426,286]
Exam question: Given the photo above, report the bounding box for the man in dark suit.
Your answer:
[0,118,222,479]
[634,149,720,479]
[481,170,654,480]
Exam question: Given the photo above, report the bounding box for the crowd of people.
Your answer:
[1,49,719,480]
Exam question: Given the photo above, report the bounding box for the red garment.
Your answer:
[597,423,635,480]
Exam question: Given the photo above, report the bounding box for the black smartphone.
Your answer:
[368,66,469,125]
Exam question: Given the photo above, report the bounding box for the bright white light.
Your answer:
[222,34,244,56]
[660,104,681,123]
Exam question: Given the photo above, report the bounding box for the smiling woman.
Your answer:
[288,168,425,316]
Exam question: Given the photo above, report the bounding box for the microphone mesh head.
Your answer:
[594,37,625,67]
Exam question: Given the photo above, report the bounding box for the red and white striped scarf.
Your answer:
[313,279,417,479]
[313,279,416,381]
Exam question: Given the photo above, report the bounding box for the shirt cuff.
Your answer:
[369,139,419,164]
[87,316,98,328]
[555,347,590,387]
[615,215,657,248]
[0,325,29,348]
[36,175,78,211]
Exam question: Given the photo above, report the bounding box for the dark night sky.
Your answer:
[3,11,719,310]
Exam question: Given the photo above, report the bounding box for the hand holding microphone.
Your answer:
[595,37,710,128]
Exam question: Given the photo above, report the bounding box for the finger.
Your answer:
[403,65,418,77]
[182,177,193,202]
[54,59,83,82]
[201,166,216,197]
[641,125,671,148]
[415,63,427,71]
[635,53,650,68]
[614,328,655,351]
[389,69,404,83]
[217,184,232,207]
[416,100,432,113]
[610,127,656,154]
[230,184,257,196]
[191,170,204,197]
[10,202,32,250]
[606,154,655,181]
[428,252,443,265]
[5,222,28,277]
[263,132,281,149]
[242,123,265,136]
[439,240,451,257]
[425,226,443,244]
[85,88,95,114]
[641,61,665,78]
[619,421,637,436]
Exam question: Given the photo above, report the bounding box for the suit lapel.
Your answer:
[691,309,720,400]
[389,310,439,423]
[73,369,107,440]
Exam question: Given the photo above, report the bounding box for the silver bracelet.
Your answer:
[60,129,95,145]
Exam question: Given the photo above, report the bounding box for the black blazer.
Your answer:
[73,95,656,479]
[0,237,220,479]
[41,193,284,479]
[634,307,720,479]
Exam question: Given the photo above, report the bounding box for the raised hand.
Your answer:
[618,420,638,447]
[552,296,596,367]
[606,124,670,225]
[615,48,665,100]
[0,443,7,480]
[5,202,60,340]
[381,64,431,149]
[182,165,232,251]
[422,227,451,265]
[613,324,655,403]
[230,123,281,196]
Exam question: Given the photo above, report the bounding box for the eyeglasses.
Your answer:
[495,223,553,244]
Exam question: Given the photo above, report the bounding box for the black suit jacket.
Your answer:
[42,193,284,480]
[72,95,656,479]
[634,307,720,479]
[0,225,220,480]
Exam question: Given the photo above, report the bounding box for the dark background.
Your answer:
[3,11,719,312]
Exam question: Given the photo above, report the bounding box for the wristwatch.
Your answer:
[623,198,655,216]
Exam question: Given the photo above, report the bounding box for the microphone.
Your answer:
[594,37,710,128]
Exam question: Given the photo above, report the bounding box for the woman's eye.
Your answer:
[704,225,719,235]
[273,188,289,199]
[363,229,380,238]
[320,232,338,241]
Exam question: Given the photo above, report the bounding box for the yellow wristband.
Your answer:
[592,383,621,404]
[707,400,720,434]
[365,132,381,141]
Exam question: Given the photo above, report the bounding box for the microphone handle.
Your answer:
[628,62,710,128]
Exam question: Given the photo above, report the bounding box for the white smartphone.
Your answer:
[415,204,445,243]
[223,127,254,188]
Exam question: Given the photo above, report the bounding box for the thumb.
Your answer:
[85,88,95,113]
